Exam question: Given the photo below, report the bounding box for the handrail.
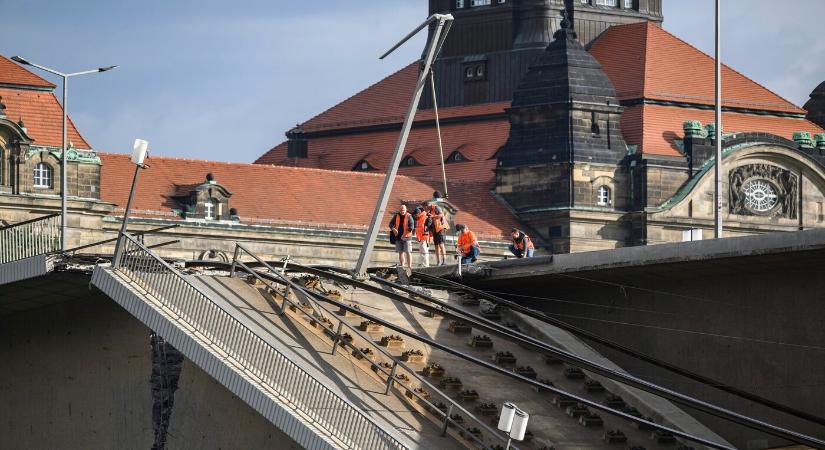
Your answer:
[113,233,407,450]
[231,243,514,450]
[0,214,61,264]
[0,213,60,231]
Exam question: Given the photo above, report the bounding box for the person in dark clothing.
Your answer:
[388,204,415,269]
[509,228,535,258]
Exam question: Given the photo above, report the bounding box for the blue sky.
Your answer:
[3,1,824,162]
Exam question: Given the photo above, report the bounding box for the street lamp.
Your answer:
[10,55,117,251]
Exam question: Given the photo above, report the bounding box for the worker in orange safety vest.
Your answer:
[427,191,450,265]
[509,228,535,258]
[455,223,480,264]
[388,204,415,269]
[413,206,432,267]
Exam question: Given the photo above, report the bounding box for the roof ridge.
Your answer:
[648,22,803,113]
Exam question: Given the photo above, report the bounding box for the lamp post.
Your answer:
[112,139,149,268]
[713,0,723,238]
[10,56,117,251]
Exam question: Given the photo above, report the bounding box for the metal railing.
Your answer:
[230,243,517,450]
[113,233,407,450]
[0,214,61,264]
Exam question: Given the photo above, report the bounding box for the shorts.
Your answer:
[432,231,446,245]
[395,238,412,253]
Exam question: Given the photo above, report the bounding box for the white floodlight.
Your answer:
[131,139,149,165]
[497,402,517,432]
[510,409,529,441]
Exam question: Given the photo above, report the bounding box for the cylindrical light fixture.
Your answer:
[131,139,149,165]
[497,402,517,432]
[510,409,529,441]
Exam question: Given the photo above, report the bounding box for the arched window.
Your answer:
[33,163,52,188]
[597,185,611,206]
[204,198,216,220]
[0,147,4,185]
[465,67,474,79]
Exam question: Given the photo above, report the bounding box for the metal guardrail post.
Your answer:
[441,404,453,437]
[331,320,344,354]
[229,245,240,277]
[385,361,398,395]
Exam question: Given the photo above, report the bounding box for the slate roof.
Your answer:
[98,153,518,238]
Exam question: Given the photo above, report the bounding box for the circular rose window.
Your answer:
[743,179,778,212]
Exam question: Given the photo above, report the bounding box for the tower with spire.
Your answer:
[423,0,663,108]
[494,1,629,253]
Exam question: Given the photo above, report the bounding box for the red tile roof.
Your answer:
[625,104,823,157]
[0,87,91,149]
[589,22,805,114]
[295,62,508,133]
[0,56,55,89]
[256,117,509,183]
[99,153,518,238]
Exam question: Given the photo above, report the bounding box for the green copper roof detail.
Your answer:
[793,131,814,148]
[683,120,706,138]
[815,133,825,150]
[27,145,102,165]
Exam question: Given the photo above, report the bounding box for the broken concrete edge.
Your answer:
[460,227,825,281]
[505,309,734,449]
[90,266,412,450]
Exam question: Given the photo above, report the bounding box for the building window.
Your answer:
[33,163,52,188]
[624,0,634,8]
[353,160,374,171]
[597,185,611,206]
[455,0,464,8]
[446,151,466,163]
[595,0,618,6]
[402,156,420,167]
[204,198,216,220]
[464,62,486,82]
[0,147,3,185]
[470,0,491,6]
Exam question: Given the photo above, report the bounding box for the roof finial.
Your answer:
[563,0,575,30]
[17,116,26,133]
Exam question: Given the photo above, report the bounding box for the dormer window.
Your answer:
[174,173,234,221]
[464,62,487,82]
[465,67,474,80]
[354,160,374,171]
[455,0,464,8]
[402,156,420,167]
[446,151,466,163]
[204,198,216,220]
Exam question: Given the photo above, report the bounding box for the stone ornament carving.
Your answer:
[729,164,797,218]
